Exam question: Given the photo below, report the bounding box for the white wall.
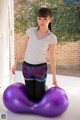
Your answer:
[0,0,14,93]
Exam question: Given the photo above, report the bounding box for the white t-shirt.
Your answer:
[24,27,57,64]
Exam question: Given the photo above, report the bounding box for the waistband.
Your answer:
[23,61,47,67]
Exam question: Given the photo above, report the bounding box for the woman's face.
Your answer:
[37,16,52,28]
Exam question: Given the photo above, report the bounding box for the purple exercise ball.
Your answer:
[3,82,69,117]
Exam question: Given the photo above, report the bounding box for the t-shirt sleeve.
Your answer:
[49,33,57,44]
[25,27,31,37]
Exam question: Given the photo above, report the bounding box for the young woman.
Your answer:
[12,7,58,101]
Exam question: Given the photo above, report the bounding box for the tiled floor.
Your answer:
[0,71,80,120]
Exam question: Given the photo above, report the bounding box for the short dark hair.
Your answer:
[37,7,52,18]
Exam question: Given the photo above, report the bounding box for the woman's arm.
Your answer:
[12,35,29,74]
[48,44,58,87]
[15,35,29,65]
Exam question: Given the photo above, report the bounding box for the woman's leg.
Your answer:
[35,80,45,101]
[22,61,35,100]
[34,63,47,101]
[25,80,35,100]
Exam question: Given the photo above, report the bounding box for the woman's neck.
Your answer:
[38,27,49,33]
[37,27,49,38]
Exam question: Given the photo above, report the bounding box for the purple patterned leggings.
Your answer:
[22,61,47,101]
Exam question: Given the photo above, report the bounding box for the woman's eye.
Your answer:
[38,17,41,20]
[38,17,47,20]
[44,18,47,20]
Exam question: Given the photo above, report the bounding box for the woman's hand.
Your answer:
[12,63,17,75]
[52,79,58,87]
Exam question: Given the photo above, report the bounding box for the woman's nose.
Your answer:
[40,19,45,23]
